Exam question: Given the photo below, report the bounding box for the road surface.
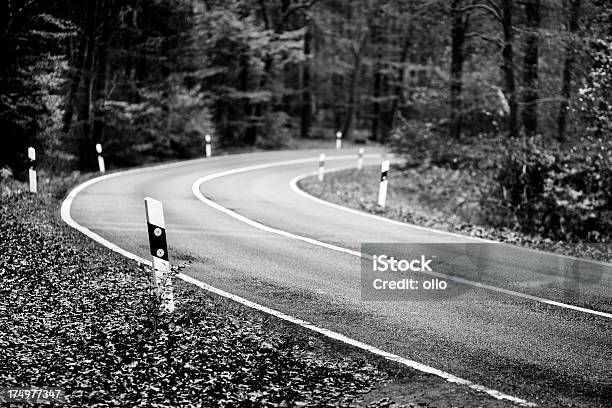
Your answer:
[65,149,611,407]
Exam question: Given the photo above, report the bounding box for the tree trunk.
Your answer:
[300,21,312,138]
[93,31,109,147]
[71,0,101,170]
[450,0,467,140]
[521,0,541,136]
[557,0,580,142]
[342,53,362,140]
[501,0,518,138]
[240,53,255,145]
[371,55,382,140]
[333,73,344,132]
[63,32,88,133]
[0,0,8,78]
[76,38,94,169]
[390,34,411,129]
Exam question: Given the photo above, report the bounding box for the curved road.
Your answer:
[65,149,611,407]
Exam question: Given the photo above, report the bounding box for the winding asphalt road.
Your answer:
[65,149,611,407]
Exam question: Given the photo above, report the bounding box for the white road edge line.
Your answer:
[189,156,537,407]
[60,153,535,407]
[288,169,612,319]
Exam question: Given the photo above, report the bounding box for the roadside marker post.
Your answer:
[336,131,342,150]
[357,147,364,170]
[144,197,175,313]
[318,153,325,182]
[96,143,106,173]
[378,160,389,208]
[28,147,37,193]
[205,134,212,158]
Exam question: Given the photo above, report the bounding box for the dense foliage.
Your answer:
[496,137,612,241]
[2,0,611,240]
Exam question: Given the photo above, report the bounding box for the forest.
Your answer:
[2,0,612,241]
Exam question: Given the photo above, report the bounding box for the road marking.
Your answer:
[190,157,542,406]
[60,151,303,263]
[190,158,611,319]
[289,169,612,319]
[179,272,535,406]
[61,153,535,407]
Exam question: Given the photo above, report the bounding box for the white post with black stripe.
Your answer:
[336,131,342,150]
[318,153,325,182]
[28,147,37,193]
[357,147,364,170]
[96,143,106,173]
[205,134,212,158]
[378,160,389,208]
[144,197,175,313]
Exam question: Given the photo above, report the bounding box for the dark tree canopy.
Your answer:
[1,0,611,173]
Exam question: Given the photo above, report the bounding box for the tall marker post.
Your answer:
[205,134,212,158]
[318,153,325,182]
[144,197,175,313]
[96,143,106,173]
[357,147,364,170]
[28,147,37,193]
[378,160,389,208]
[336,131,342,150]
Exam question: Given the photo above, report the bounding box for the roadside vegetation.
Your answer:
[1,182,391,407]
[389,123,612,245]
[299,135,612,261]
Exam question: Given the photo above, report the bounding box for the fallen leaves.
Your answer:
[0,192,386,407]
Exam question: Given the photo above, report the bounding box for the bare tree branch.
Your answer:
[456,3,503,22]
[282,0,320,23]
[466,31,504,47]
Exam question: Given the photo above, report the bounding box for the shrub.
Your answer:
[255,111,293,149]
[494,136,612,242]
[389,118,499,170]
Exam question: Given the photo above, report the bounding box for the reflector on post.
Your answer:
[378,160,389,208]
[96,143,105,173]
[205,134,212,158]
[357,147,364,170]
[28,147,36,193]
[318,153,325,182]
[144,197,174,313]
